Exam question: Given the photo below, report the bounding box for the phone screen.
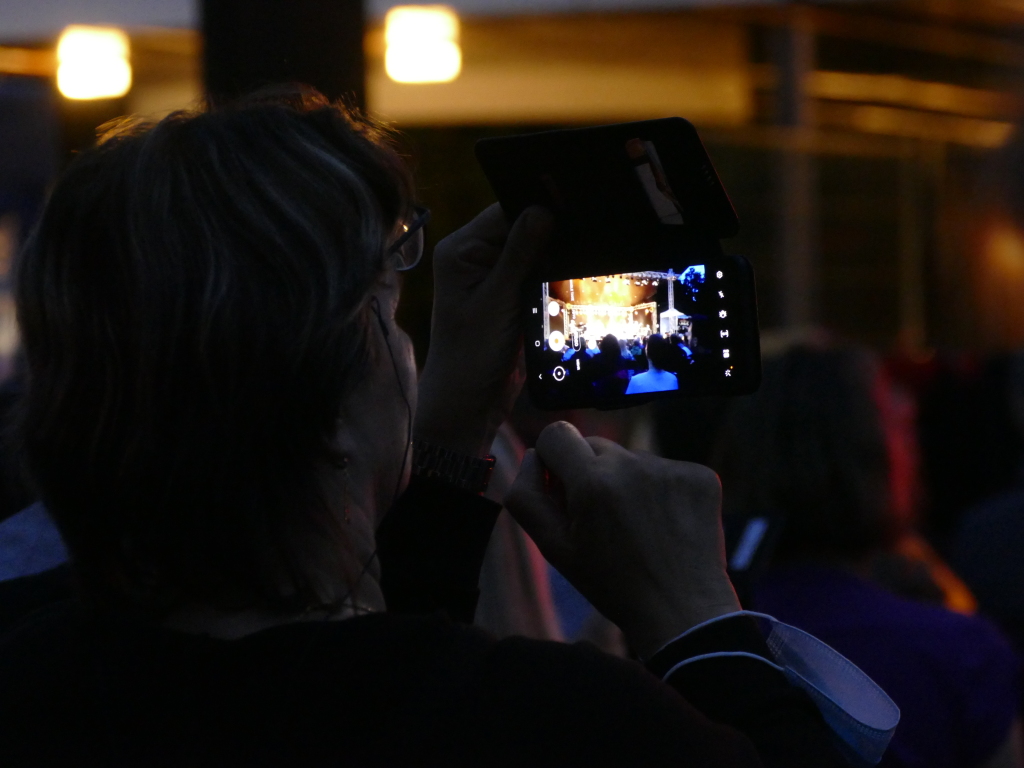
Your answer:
[526,253,758,408]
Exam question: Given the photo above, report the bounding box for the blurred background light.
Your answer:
[984,221,1024,282]
[56,25,131,100]
[384,5,461,84]
[974,218,1024,349]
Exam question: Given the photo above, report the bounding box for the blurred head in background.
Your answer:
[711,341,896,565]
[645,333,673,372]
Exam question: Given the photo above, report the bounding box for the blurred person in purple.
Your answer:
[712,342,1022,768]
[954,350,1024,668]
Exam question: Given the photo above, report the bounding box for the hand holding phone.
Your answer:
[476,118,760,410]
[506,421,741,659]
[415,204,554,457]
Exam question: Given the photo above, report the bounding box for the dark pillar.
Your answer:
[898,141,927,349]
[202,0,365,107]
[59,97,126,162]
[774,8,817,328]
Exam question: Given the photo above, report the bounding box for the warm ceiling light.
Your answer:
[56,25,131,100]
[384,5,461,84]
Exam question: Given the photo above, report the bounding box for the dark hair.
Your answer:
[710,344,894,562]
[599,334,621,357]
[15,87,414,613]
[645,333,672,371]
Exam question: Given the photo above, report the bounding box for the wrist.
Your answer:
[619,580,742,659]
[415,361,507,457]
[413,411,498,458]
[410,439,496,494]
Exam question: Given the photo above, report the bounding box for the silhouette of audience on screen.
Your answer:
[626,334,679,394]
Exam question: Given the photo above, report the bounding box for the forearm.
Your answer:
[414,357,514,458]
[376,475,501,623]
[384,364,507,621]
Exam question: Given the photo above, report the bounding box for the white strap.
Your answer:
[660,611,900,767]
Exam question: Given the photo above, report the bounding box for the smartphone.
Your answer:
[476,118,760,410]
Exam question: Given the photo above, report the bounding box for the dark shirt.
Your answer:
[0,478,848,767]
[0,602,754,767]
[0,563,72,635]
[954,488,1024,654]
[754,563,1019,768]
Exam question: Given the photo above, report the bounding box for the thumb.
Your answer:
[505,449,573,568]
[486,206,554,294]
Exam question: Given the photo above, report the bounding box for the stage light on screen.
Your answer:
[57,26,131,100]
[385,6,461,84]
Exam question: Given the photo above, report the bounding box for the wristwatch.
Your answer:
[411,439,496,494]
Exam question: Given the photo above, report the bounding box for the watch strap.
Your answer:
[411,440,496,494]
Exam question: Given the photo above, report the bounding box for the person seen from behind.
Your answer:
[0,89,880,766]
[626,333,680,394]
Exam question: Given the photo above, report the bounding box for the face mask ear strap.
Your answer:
[366,294,412,509]
[369,296,390,338]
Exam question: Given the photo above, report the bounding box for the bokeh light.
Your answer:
[385,6,461,84]
[56,25,132,100]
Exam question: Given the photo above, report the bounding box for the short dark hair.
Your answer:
[645,333,672,370]
[710,344,894,562]
[599,334,620,356]
[15,87,414,613]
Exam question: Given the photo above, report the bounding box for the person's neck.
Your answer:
[163,577,387,640]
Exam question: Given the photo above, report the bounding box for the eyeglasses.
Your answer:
[388,206,431,272]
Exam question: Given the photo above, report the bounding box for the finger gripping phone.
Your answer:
[476,118,760,410]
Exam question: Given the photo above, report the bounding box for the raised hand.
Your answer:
[506,421,741,658]
[415,204,553,457]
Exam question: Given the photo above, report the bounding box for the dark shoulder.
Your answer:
[236,618,754,766]
[0,598,87,685]
[0,565,74,635]
[879,587,1008,643]
[0,600,96,764]
[912,605,1019,676]
[850,583,1018,676]
[0,609,756,768]
[461,635,755,767]
[954,489,1024,586]
[482,635,672,708]
[959,488,1024,534]
[228,611,499,697]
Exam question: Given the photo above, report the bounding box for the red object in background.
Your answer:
[874,360,925,532]
[876,354,979,615]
